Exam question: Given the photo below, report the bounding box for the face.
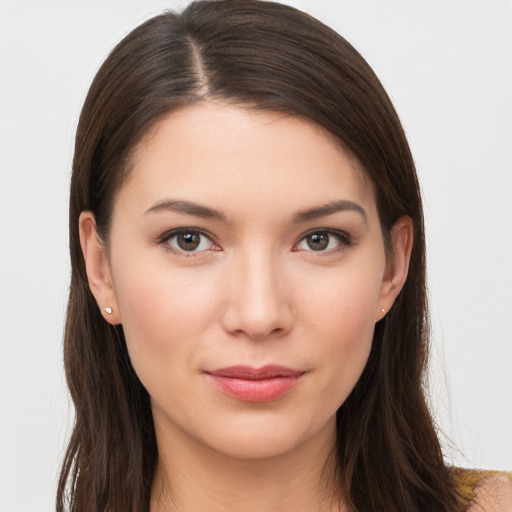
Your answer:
[83,102,409,461]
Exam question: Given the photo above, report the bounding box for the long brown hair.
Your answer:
[58,1,461,510]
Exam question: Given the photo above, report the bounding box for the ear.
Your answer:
[377,215,414,321]
[79,211,121,325]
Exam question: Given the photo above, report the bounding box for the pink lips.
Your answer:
[205,365,304,402]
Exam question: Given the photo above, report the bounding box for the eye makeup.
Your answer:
[294,228,353,254]
[156,228,220,257]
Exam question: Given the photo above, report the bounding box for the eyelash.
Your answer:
[157,228,220,257]
[157,228,353,256]
[293,229,353,254]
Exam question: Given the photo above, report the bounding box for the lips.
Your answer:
[205,365,304,402]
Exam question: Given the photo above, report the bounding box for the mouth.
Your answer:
[204,365,305,402]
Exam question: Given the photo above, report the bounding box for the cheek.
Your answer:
[300,260,382,341]
[298,264,382,399]
[110,254,220,384]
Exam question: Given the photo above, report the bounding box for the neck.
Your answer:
[150,418,345,512]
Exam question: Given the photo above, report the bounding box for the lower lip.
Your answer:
[206,374,302,402]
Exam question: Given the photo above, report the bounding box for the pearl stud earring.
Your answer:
[104,307,113,314]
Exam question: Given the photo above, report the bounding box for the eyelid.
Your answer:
[157,227,220,255]
[156,227,352,255]
[293,228,353,252]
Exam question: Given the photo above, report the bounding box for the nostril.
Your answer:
[222,305,293,340]
[231,324,287,341]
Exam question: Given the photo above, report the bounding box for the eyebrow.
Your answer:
[292,200,367,224]
[145,199,228,222]
[145,198,367,224]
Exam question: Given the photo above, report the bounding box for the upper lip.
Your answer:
[205,365,304,380]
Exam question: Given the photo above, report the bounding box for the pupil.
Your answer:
[307,233,328,251]
[178,232,200,251]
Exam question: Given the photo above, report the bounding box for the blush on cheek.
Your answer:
[301,273,378,399]
[114,268,219,381]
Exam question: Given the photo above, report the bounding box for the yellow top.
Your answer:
[451,467,512,509]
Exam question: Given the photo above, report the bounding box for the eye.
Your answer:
[295,230,350,252]
[161,229,218,254]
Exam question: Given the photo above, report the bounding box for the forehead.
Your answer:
[118,102,377,221]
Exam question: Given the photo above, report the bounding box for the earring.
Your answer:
[104,307,113,314]
[381,308,386,313]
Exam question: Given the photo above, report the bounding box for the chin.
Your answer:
[190,409,337,462]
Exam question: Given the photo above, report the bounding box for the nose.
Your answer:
[220,248,293,340]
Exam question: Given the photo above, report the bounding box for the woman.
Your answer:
[57,1,511,511]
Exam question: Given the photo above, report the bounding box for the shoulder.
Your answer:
[451,467,512,512]
[467,474,512,512]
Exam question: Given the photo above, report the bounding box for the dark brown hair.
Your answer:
[58,1,461,510]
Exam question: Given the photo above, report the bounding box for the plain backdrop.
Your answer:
[1,1,511,510]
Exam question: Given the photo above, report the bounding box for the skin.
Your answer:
[80,102,414,511]
[469,477,512,512]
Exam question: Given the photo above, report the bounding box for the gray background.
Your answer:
[1,1,511,510]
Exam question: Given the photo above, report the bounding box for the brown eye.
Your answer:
[177,232,201,251]
[306,233,329,251]
[164,230,216,254]
[296,230,348,253]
